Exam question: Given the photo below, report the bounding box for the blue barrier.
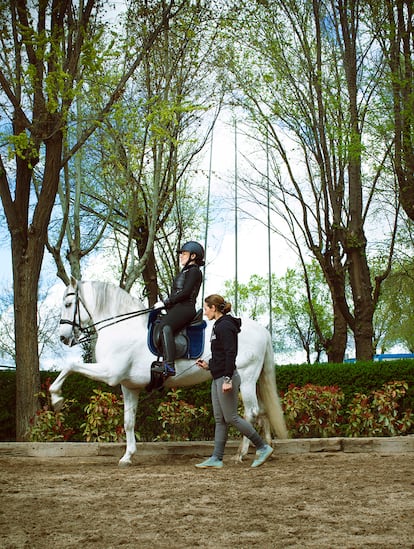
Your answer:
[344,353,414,363]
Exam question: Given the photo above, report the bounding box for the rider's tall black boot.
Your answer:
[152,325,175,377]
[161,325,175,376]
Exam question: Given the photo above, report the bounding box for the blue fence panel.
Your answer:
[344,353,414,363]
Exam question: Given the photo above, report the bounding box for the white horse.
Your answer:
[50,278,288,466]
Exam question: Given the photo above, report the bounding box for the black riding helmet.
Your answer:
[178,241,205,266]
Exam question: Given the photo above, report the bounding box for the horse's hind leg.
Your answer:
[236,378,261,463]
[237,436,250,463]
[118,386,139,467]
[237,409,271,463]
[256,412,272,445]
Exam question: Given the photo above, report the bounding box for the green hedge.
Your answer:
[1,359,413,441]
[275,359,414,412]
[0,370,214,442]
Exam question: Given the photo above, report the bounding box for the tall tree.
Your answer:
[372,219,414,352]
[221,0,399,360]
[367,0,414,220]
[0,0,177,439]
[111,0,223,298]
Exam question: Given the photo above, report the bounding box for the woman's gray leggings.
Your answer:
[211,370,265,460]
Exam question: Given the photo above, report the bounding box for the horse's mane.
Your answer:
[85,280,145,316]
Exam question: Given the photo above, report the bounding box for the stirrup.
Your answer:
[151,361,175,377]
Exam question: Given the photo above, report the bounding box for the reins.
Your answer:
[87,308,154,330]
[68,309,154,346]
[172,355,211,380]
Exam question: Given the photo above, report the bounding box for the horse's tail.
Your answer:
[257,334,289,439]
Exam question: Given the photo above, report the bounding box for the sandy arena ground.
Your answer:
[0,451,413,549]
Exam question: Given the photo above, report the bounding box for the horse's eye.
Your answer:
[65,302,72,308]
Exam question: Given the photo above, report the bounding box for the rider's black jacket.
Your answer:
[164,263,202,308]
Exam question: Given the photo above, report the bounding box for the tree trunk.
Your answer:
[385,0,414,221]
[339,0,374,360]
[141,250,159,305]
[347,244,374,360]
[315,245,351,363]
[12,235,42,440]
[326,303,348,363]
[135,229,159,305]
[12,128,63,440]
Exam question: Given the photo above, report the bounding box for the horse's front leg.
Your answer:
[50,368,70,411]
[50,360,122,411]
[118,386,139,467]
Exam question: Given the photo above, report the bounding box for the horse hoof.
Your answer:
[118,458,132,467]
[51,395,64,411]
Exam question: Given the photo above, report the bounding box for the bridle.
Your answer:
[59,286,95,345]
[59,284,153,346]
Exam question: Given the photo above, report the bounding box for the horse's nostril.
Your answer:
[60,335,66,342]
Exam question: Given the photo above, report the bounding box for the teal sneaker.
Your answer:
[251,444,273,468]
[195,456,223,469]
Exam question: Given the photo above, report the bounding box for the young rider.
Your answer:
[152,241,204,377]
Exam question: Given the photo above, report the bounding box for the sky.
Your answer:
[193,114,296,295]
[0,247,12,287]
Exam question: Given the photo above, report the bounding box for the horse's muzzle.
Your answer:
[59,319,79,346]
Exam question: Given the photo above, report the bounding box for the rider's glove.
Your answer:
[153,300,165,309]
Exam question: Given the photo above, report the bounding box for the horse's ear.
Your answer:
[70,275,78,288]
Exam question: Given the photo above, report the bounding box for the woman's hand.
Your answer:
[222,376,233,393]
[222,381,233,393]
[196,359,209,370]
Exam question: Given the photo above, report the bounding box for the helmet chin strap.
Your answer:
[183,253,196,268]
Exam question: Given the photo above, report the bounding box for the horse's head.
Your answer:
[59,277,92,346]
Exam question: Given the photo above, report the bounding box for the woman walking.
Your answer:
[195,294,273,468]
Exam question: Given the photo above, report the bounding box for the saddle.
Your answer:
[147,308,206,360]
